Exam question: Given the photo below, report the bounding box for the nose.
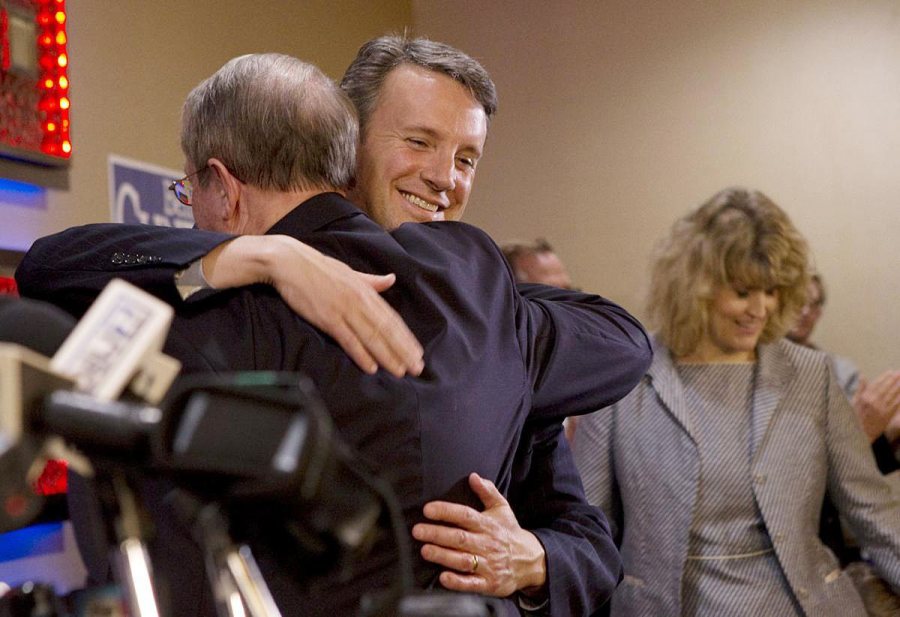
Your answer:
[746,291,768,317]
[421,151,455,193]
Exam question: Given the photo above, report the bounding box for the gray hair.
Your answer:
[340,34,498,135]
[181,53,357,192]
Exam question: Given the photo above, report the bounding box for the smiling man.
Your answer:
[338,36,628,615]
[348,63,486,227]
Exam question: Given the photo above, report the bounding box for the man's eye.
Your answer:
[735,289,749,298]
[458,157,476,169]
[406,138,427,147]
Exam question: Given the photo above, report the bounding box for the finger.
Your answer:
[342,290,423,377]
[412,522,478,551]
[355,311,423,378]
[865,373,900,414]
[884,379,900,414]
[357,272,396,293]
[329,320,379,375]
[354,288,425,377]
[852,377,868,406]
[378,302,425,374]
[422,500,482,530]
[367,309,425,377]
[419,543,480,574]
[437,571,489,594]
[468,473,508,510]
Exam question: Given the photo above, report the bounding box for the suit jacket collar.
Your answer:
[266,192,366,236]
[750,340,794,459]
[645,336,795,453]
[646,335,695,439]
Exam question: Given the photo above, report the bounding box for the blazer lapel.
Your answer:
[750,342,793,460]
[646,339,695,441]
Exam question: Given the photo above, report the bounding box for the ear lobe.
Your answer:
[207,158,242,218]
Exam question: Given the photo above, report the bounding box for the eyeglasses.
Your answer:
[169,167,209,207]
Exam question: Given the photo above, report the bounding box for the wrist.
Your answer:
[201,235,291,288]
[515,530,548,593]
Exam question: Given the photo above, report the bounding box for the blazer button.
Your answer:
[753,474,767,485]
[797,587,809,599]
[773,532,784,542]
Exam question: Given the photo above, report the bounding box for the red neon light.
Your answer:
[34,459,68,496]
[0,0,71,161]
[0,277,18,296]
[0,8,9,73]
[36,0,71,159]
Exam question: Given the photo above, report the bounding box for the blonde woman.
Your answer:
[574,188,900,616]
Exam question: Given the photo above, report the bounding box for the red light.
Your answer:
[4,494,27,519]
[0,277,18,296]
[4,2,71,162]
[34,459,68,495]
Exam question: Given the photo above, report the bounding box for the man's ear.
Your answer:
[207,158,242,218]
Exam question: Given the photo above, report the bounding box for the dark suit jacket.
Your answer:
[17,193,651,616]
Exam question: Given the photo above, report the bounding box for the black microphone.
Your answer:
[0,296,76,357]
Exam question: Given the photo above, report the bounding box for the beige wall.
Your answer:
[414,0,900,377]
[0,0,411,257]
[3,1,897,376]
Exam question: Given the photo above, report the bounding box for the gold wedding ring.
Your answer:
[470,553,479,573]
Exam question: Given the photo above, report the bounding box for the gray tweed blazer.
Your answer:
[575,337,900,617]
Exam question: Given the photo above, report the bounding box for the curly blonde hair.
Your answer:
[647,187,810,357]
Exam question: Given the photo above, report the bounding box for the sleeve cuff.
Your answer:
[517,591,549,613]
[174,257,212,300]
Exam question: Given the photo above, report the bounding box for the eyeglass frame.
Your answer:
[168,166,211,207]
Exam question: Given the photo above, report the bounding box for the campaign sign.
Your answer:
[108,155,194,227]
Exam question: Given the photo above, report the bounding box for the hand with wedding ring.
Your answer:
[411,473,547,598]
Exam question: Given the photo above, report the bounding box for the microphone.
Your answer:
[0,281,181,535]
[49,278,179,404]
[0,297,77,533]
[0,296,76,357]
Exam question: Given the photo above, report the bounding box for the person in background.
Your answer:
[502,239,574,290]
[502,239,585,443]
[574,187,900,616]
[787,273,900,466]
[788,273,900,614]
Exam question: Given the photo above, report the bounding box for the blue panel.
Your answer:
[0,178,46,209]
[0,521,64,561]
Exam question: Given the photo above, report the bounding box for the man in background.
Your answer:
[502,239,574,290]
[503,239,583,443]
